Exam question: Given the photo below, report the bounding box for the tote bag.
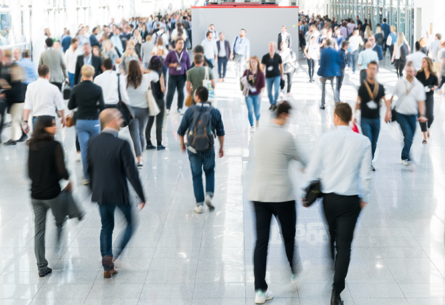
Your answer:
[147,83,160,116]
[202,67,215,103]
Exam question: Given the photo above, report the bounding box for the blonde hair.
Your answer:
[269,41,277,49]
[396,32,406,47]
[419,57,437,78]
[390,25,396,32]
[365,26,373,38]
[248,56,263,71]
[419,37,427,47]
[81,65,95,79]
[376,25,382,34]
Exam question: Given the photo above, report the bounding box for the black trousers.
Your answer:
[166,74,186,110]
[285,70,295,93]
[323,193,361,294]
[51,82,62,92]
[307,58,315,79]
[359,69,367,85]
[419,94,434,132]
[146,96,165,146]
[394,60,406,78]
[253,200,298,291]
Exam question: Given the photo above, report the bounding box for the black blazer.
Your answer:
[277,32,292,51]
[74,54,102,85]
[87,132,146,205]
[216,40,231,60]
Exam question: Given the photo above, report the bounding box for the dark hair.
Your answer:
[92,27,97,33]
[415,41,421,52]
[126,60,142,89]
[193,45,204,54]
[102,58,113,70]
[27,116,55,150]
[341,41,350,48]
[368,60,379,68]
[45,38,54,47]
[38,65,50,77]
[206,31,212,38]
[71,38,78,44]
[194,53,203,64]
[23,50,30,58]
[148,56,163,72]
[334,102,353,123]
[276,101,292,118]
[241,28,246,33]
[383,18,387,22]
[195,86,208,102]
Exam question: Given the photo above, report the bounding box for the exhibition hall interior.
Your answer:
[0,0,445,304]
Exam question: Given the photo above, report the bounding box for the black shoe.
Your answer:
[268,105,273,110]
[157,145,166,150]
[17,134,28,142]
[372,165,376,171]
[3,139,16,146]
[331,289,343,305]
[39,267,52,277]
[320,105,325,110]
[271,104,278,111]
[146,144,156,150]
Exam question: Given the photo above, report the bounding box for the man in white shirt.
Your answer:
[64,38,80,89]
[230,29,250,77]
[201,31,218,67]
[94,58,129,109]
[406,41,426,71]
[305,102,372,305]
[389,63,427,166]
[23,65,66,130]
[348,29,364,74]
[429,33,442,62]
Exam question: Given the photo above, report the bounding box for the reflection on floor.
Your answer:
[0,55,445,305]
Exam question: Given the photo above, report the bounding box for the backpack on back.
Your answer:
[400,43,409,61]
[187,105,214,153]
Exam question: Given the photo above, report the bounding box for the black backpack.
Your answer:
[187,104,214,153]
[400,43,409,61]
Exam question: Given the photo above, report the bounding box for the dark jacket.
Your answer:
[61,36,72,53]
[277,32,292,51]
[68,80,104,120]
[74,54,102,85]
[373,44,383,61]
[216,40,231,60]
[338,49,347,69]
[87,132,146,205]
[89,34,99,47]
[317,47,342,77]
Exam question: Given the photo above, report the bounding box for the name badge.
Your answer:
[176,67,182,71]
[251,88,257,93]
[366,101,378,109]
[267,66,273,71]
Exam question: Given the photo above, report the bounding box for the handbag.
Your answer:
[58,190,84,220]
[240,69,249,91]
[66,112,76,128]
[147,83,160,116]
[185,94,193,107]
[303,180,323,207]
[116,75,134,127]
[63,83,71,100]
[202,67,215,103]
[280,78,285,90]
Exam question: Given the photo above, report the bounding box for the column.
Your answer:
[31,0,45,61]
[66,0,78,37]
[9,0,21,46]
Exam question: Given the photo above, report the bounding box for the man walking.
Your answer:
[380,18,390,56]
[201,31,218,67]
[230,29,250,77]
[318,39,342,109]
[87,108,146,278]
[389,63,427,166]
[38,38,68,91]
[186,54,216,103]
[305,102,373,305]
[277,25,292,51]
[357,42,379,84]
[354,61,391,170]
[368,35,383,61]
[64,38,79,89]
[261,42,283,111]
[74,42,102,85]
[249,101,306,304]
[335,41,349,103]
[94,58,129,109]
[177,87,225,214]
[164,37,191,115]
[216,32,230,82]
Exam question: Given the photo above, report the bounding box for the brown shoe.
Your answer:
[104,267,119,278]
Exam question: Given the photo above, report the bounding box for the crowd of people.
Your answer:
[0,7,444,305]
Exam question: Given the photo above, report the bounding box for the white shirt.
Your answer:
[306,42,319,60]
[24,78,64,116]
[201,38,218,60]
[306,126,373,202]
[348,35,363,52]
[123,72,159,108]
[429,40,441,62]
[392,77,426,115]
[94,70,129,105]
[64,46,81,74]
[218,40,226,57]
[406,51,426,71]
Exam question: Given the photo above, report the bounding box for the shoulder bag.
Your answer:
[202,67,215,104]
[116,75,134,127]
[303,180,323,207]
[147,76,160,116]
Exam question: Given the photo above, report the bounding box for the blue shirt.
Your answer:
[18,58,38,84]
[231,36,250,56]
[61,36,71,52]
[358,48,379,70]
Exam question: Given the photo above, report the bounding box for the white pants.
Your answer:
[10,103,24,141]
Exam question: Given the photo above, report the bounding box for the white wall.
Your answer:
[414,0,445,43]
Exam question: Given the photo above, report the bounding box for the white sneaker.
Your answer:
[178,108,183,115]
[250,126,255,133]
[256,120,260,128]
[166,109,170,115]
[255,290,274,304]
[401,159,410,166]
[205,194,214,211]
[137,161,143,169]
[81,179,90,185]
[75,153,81,162]
[194,205,204,214]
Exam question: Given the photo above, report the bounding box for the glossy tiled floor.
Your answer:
[0,54,445,305]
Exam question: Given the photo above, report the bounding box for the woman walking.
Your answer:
[392,32,409,78]
[145,56,166,150]
[102,40,118,68]
[124,61,159,167]
[387,25,397,59]
[119,40,139,75]
[304,35,319,82]
[242,56,265,133]
[416,57,439,144]
[279,42,297,98]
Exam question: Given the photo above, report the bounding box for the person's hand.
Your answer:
[320,77,323,82]
[248,75,254,81]
[418,116,428,123]
[22,121,29,134]
[65,78,70,84]
[180,144,186,153]
[219,147,224,158]
[171,63,178,68]
[302,198,308,208]
[230,54,233,61]
[138,202,146,212]
[63,181,73,193]
[0,93,5,99]
[360,201,367,209]
[353,117,357,124]
[61,116,66,127]
[307,56,311,60]
[385,111,392,123]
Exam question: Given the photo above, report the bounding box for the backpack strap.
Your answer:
[117,74,122,102]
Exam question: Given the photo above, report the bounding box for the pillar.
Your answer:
[31,0,45,61]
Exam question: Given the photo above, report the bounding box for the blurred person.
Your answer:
[279,41,297,97]
[190,45,213,69]
[374,25,384,49]
[61,30,72,52]
[164,37,191,115]
[334,28,344,48]
[241,56,264,131]
[201,31,218,67]
[429,33,442,63]
[354,61,391,170]
[132,29,143,58]
[335,41,349,102]
[439,41,445,92]
[15,48,38,87]
[363,25,373,43]
[186,54,215,104]
[386,25,397,59]
[318,39,342,109]
[204,24,218,40]
[389,63,427,166]
[77,27,89,47]
[177,86,225,214]
[348,29,364,74]
[140,23,149,42]
[110,27,124,57]
[419,37,428,55]
[357,42,379,84]
[60,27,68,41]
[230,29,250,77]
[87,108,146,278]
[89,27,99,47]
[74,42,102,85]
[406,41,427,71]
[94,58,128,109]
[416,57,439,144]
[216,32,230,82]
[151,36,168,84]
[119,40,139,75]
[249,101,306,304]
[27,116,77,277]
[261,41,283,111]
[277,25,292,51]
[367,35,383,61]
[123,60,159,167]
[38,38,67,91]
[305,102,373,305]
[68,65,105,185]
[380,18,390,56]
[304,35,319,82]
[23,65,65,130]
[392,32,410,78]
[92,45,103,59]
[102,40,118,68]
[145,56,166,150]
[64,38,80,88]
[141,35,155,69]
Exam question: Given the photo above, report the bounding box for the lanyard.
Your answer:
[175,51,184,65]
[364,81,379,101]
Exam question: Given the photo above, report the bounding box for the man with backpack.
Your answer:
[177,86,225,214]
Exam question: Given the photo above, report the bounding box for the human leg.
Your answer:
[275,201,299,274]
[218,57,223,79]
[155,98,165,145]
[265,78,274,106]
[128,109,142,157]
[76,120,92,179]
[245,96,254,126]
[286,70,294,93]
[176,74,186,110]
[10,103,24,141]
[272,76,280,105]
[166,75,178,110]
[352,51,358,73]
[335,70,345,102]
[203,151,215,198]
[321,77,327,107]
[114,204,134,259]
[68,72,75,89]
[98,204,116,270]
[252,94,261,123]
[307,58,312,79]
[222,57,228,79]
[397,113,416,161]
[188,152,205,205]
[360,117,374,158]
[31,198,50,274]
[137,108,149,154]
[253,201,273,291]
[146,115,155,146]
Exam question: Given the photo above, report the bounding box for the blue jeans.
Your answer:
[218,56,228,78]
[360,117,381,159]
[348,50,358,73]
[76,119,100,179]
[166,74,186,110]
[188,150,215,205]
[68,72,75,89]
[99,204,133,271]
[266,76,280,106]
[207,58,215,67]
[245,94,261,126]
[396,112,417,161]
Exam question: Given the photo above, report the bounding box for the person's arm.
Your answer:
[177,109,192,152]
[210,79,215,90]
[67,88,76,110]
[279,63,284,79]
[383,96,392,122]
[359,140,373,208]
[121,141,146,209]
[218,136,224,158]
[357,52,362,67]
[230,37,236,60]
[304,46,310,59]
[186,80,192,95]
[98,87,105,111]
[60,52,68,79]
[160,74,166,93]
[304,135,324,191]
[285,133,307,167]
[213,40,218,61]
[245,39,250,62]
[74,57,80,85]
[38,54,43,66]
[289,34,292,49]
[54,142,70,181]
